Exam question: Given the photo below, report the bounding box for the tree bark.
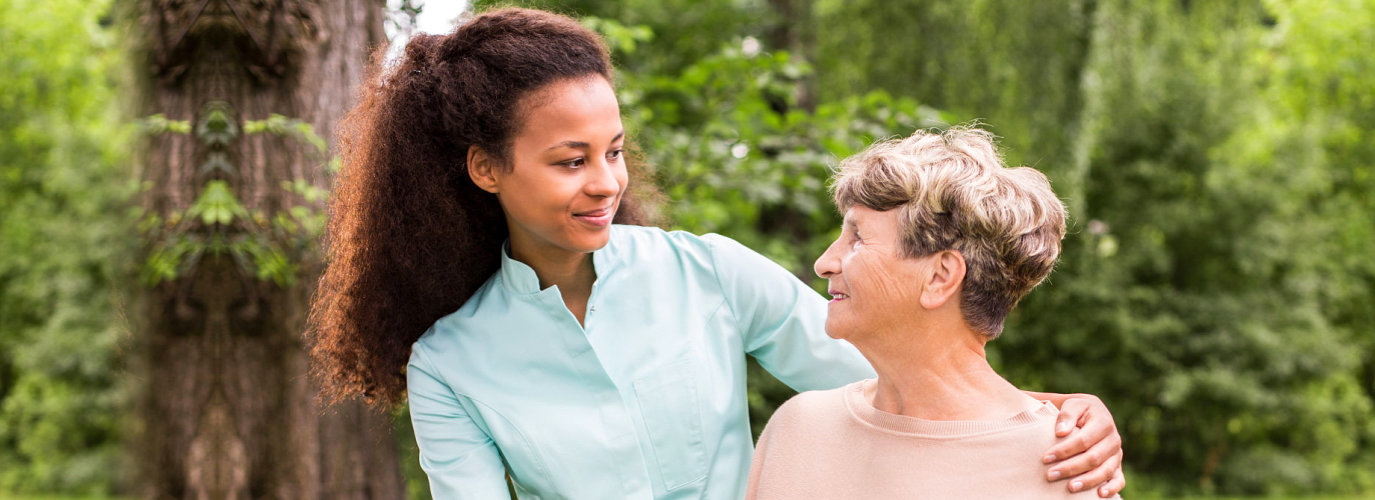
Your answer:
[129,0,401,497]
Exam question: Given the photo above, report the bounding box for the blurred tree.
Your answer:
[814,0,1095,201]
[125,0,404,497]
[476,0,777,76]
[0,0,131,494]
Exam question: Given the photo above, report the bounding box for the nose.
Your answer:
[584,156,622,198]
[814,237,841,279]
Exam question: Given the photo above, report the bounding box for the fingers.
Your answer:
[1097,458,1126,497]
[1046,430,1123,493]
[1044,394,1126,495]
[1054,398,1089,437]
[1043,409,1113,465]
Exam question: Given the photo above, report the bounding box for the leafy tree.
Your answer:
[123,0,404,496]
[0,0,133,494]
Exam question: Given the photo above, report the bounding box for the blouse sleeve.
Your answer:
[703,233,876,391]
[407,345,512,499]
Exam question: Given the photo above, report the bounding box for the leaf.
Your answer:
[186,180,248,226]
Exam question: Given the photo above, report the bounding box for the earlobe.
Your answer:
[467,145,500,194]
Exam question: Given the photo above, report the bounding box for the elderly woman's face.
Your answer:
[814,206,930,342]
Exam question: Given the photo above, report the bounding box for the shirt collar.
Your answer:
[496,225,625,295]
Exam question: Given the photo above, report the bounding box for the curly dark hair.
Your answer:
[308,7,660,408]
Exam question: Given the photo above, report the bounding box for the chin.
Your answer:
[568,231,612,253]
[824,320,850,340]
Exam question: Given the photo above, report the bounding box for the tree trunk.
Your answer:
[129,0,401,497]
[766,0,815,110]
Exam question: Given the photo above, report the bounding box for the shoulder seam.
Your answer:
[411,341,489,405]
[704,234,743,337]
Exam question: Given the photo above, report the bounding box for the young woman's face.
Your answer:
[489,76,627,260]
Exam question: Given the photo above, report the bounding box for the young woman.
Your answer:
[308,7,1125,499]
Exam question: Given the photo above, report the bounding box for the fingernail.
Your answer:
[1070,480,1083,492]
[1100,486,1111,497]
[1042,453,1056,464]
[1048,470,1061,480]
[1057,422,1071,433]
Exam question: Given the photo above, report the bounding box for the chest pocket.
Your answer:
[633,357,707,491]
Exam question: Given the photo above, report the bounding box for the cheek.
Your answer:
[501,174,565,223]
[615,166,630,193]
[857,255,918,307]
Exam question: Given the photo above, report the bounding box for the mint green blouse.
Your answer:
[407,225,875,499]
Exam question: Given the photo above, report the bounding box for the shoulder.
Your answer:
[608,223,728,256]
[608,224,756,274]
[754,383,858,462]
[610,223,757,253]
[767,382,856,430]
[409,276,502,363]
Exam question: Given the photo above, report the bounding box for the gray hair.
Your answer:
[831,126,1067,338]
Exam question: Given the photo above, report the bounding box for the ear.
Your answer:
[467,145,501,194]
[919,250,966,310]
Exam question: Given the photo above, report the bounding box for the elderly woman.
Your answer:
[747,127,1123,498]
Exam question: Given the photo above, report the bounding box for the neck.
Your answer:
[508,236,598,326]
[509,242,597,294]
[855,321,1033,421]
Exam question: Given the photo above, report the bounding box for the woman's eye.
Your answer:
[559,158,585,168]
[607,149,624,161]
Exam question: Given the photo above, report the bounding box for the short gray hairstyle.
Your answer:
[831,126,1067,338]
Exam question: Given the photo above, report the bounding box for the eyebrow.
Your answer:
[544,131,625,152]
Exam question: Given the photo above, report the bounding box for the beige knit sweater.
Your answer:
[747,379,1119,499]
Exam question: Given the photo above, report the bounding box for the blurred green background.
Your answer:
[2,0,1373,497]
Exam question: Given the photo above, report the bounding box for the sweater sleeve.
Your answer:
[703,233,875,391]
[407,345,512,499]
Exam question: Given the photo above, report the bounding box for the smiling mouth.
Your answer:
[573,206,615,227]
[829,291,849,302]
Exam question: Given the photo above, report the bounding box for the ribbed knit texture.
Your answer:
[747,379,1120,499]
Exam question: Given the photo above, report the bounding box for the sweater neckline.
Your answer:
[842,378,1058,438]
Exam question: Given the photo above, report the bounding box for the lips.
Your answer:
[828,289,849,302]
[573,206,615,227]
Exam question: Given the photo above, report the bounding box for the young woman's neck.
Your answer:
[859,322,1034,421]
[508,238,597,324]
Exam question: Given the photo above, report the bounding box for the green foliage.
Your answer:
[137,102,330,288]
[0,0,133,494]
[476,0,779,76]
[242,113,329,154]
[605,19,950,265]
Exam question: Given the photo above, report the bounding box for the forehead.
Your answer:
[513,77,621,139]
[843,205,879,225]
